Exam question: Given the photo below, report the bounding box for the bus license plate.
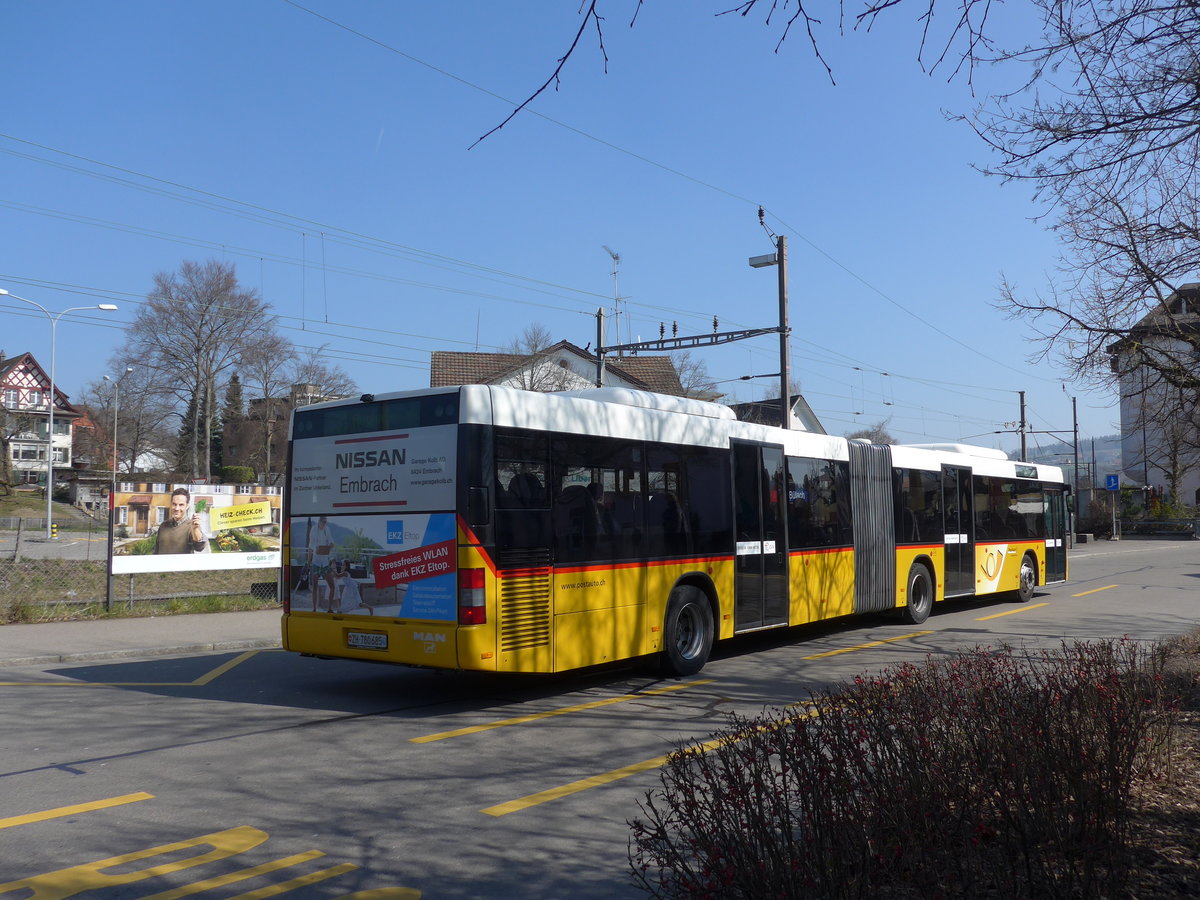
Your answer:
[347,631,387,650]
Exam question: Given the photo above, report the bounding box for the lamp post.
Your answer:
[103,367,133,612]
[103,368,134,482]
[749,232,791,429]
[0,288,118,538]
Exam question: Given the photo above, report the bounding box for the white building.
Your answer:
[1107,283,1200,507]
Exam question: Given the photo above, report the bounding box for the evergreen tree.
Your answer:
[176,393,198,477]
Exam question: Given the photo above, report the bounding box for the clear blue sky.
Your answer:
[2,1,1113,457]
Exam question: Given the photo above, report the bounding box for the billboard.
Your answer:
[111,483,282,574]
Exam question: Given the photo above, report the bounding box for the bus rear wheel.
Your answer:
[661,586,713,676]
[1016,554,1037,603]
[902,562,933,625]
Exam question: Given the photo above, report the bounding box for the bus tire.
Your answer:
[902,562,933,625]
[1016,554,1037,603]
[661,586,713,676]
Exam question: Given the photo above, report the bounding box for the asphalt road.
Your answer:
[0,539,1196,898]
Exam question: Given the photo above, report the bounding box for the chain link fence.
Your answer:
[0,515,279,623]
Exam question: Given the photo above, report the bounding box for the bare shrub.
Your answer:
[629,639,1179,898]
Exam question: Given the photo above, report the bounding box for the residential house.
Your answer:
[0,351,81,488]
[430,341,686,395]
[727,395,827,434]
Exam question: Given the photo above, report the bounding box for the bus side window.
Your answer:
[550,436,639,562]
[494,429,550,554]
[553,484,601,561]
[682,447,730,554]
[647,490,688,556]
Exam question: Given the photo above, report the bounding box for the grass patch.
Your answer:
[7,593,280,623]
[0,559,279,623]
[0,492,103,531]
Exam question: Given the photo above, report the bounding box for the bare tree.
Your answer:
[242,332,299,406]
[80,366,176,475]
[288,344,357,400]
[502,324,577,392]
[673,350,719,399]
[846,420,896,444]
[480,0,1000,143]
[970,0,1200,397]
[128,259,279,479]
[1122,377,1200,507]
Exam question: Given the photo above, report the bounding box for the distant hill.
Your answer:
[1016,434,1123,485]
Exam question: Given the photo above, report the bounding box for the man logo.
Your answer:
[387,521,406,545]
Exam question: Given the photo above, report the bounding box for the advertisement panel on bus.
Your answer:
[287,512,457,619]
[288,423,457,516]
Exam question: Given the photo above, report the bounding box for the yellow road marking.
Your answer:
[977,602,1049,620]
[139,851,326,900]
[484,706,825,817]
[482,735,728,816]
[191,650,259,685]
[801,631,933,659]
[1073,584,1118,597]
[225,863,358,899]
[0,825,270,895]
[0,792,154,830]
[0,651,261,688]
[412,679,714,743]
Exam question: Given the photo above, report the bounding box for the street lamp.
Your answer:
[749,231,791,429]
[103,368,134,480]
[0,288,118,538]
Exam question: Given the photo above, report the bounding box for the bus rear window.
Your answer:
[293,394,459,439]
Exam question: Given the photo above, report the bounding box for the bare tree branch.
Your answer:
[471,1,607,147]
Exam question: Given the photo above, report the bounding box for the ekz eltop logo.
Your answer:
[387,521,406,546]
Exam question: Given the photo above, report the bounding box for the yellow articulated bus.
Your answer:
[281,385,1069,675]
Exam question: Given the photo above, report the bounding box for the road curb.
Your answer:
[0,638,282,668]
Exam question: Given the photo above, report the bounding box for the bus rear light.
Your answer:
[458,567,486,625]
[460,606,486,626]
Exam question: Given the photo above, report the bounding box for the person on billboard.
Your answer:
[307,515,338,611]
[154,487,206,554]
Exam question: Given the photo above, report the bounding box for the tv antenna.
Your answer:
[602,245,624,356]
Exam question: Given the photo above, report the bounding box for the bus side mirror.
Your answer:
[467,487,489,529]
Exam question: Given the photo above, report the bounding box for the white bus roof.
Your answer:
[293,385,1066,484]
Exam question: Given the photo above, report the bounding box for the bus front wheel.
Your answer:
[661,586,713,676]
[1016,554,1037,603]
[902,562,933,625]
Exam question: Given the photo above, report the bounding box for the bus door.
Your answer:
[732,442,789,631]
[1044,487,1068,582]
[941,465,975,597]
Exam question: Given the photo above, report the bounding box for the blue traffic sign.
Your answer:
[1106,474,1120,491]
